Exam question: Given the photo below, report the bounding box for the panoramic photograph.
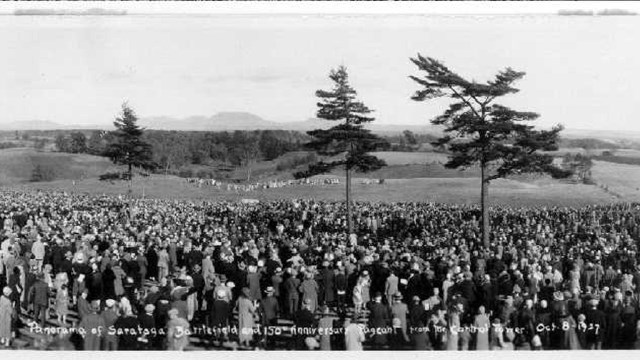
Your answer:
[1,1,640,353]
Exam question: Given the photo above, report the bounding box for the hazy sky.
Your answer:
[0,9,638,130]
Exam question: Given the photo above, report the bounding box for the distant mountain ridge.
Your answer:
[139,112,435,134]
[0,120,101,131]
[3,112,640,141]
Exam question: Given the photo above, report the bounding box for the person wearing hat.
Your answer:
[385,270,399,306]
[157,246,169,281]
[166,308,190,351]
[408,295,429,350]
[210,289,231,344]
[344,313,365,351]
[317,305,335,351]
[28,272,50,328]
[550,290,573,350]
[78,301,106,350]
[31,236,45,272]
[138,304,157,350]
[101,299,119,350]
[369,292,391,350]
[54,283,70,327]
[260,286,279,328]
[391,293,409,344]
[583,295,605,349]
[299,271,319,314]
[113,302,140,350]
[270,267,284,310]
[0,287,14,347]
[284,270,301,317]
[293,298,316,350]
[237,287,257,347]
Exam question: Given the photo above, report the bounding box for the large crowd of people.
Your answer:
[1,189,640,351]
[185,177,342,191]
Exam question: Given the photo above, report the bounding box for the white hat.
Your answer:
[106,299,116,307]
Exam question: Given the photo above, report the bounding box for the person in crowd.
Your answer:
[138,304,157,350]
[1,190,640,351]
[344,314,365,351]
[101,299,119,350]
[236,287,256,347]
[260,286,279,327]
[390,292,409,344]
[0,287,14,347]
[28,273,49,328]
[166,308,190,351]
[114,303,140,350]
[284,270,300,317]
[368,292,390,349]
[210,289,231,344]
[294,298,316,350]
[317,305,335,350]
[299,271,319,313]
[79,301,105,351]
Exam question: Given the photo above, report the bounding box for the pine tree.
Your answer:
[410,55,564,248]
[296,66,387,234]
[106,103,156,190]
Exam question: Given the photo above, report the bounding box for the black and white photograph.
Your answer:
[0,1,640,353]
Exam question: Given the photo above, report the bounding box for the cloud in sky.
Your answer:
[0,14,638,130]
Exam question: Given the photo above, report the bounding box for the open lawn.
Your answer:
[610,149,640,158]
[0,147,117,185]
[14,173,619,207]
[590,160,640,202]
[1,148,635,207]
[331,164,480,180]
[369,151,449,165]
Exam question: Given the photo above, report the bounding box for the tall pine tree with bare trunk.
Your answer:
[296,66,387,235]
[410,55,564,248]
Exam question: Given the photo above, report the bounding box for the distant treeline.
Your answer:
[558,138,622,150]
[49,129,311,171]
[0,142,21,150]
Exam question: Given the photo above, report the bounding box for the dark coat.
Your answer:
[369,301,391,346]
[115,315,140,350]
[260,296,279,325]
[211,299,231,328]
[29,280,49,306]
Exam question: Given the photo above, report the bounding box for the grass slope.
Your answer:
[14,174,617,207]
[0,148,116,185]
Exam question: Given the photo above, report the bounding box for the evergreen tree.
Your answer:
[105,103,156,189]
[297,66,387,234]
[410,55,564,248]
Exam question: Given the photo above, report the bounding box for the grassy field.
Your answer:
[610,149,640,158]
[590,160,640,202]
[331,164,480,180]
[12,173,618,207]
[2,148,637,207]
[0,147,117,185]
[369,151,449,165]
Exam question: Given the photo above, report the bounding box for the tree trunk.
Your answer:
[480,162,490,248]
[346,166,353,235]
[128,163,133,195]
